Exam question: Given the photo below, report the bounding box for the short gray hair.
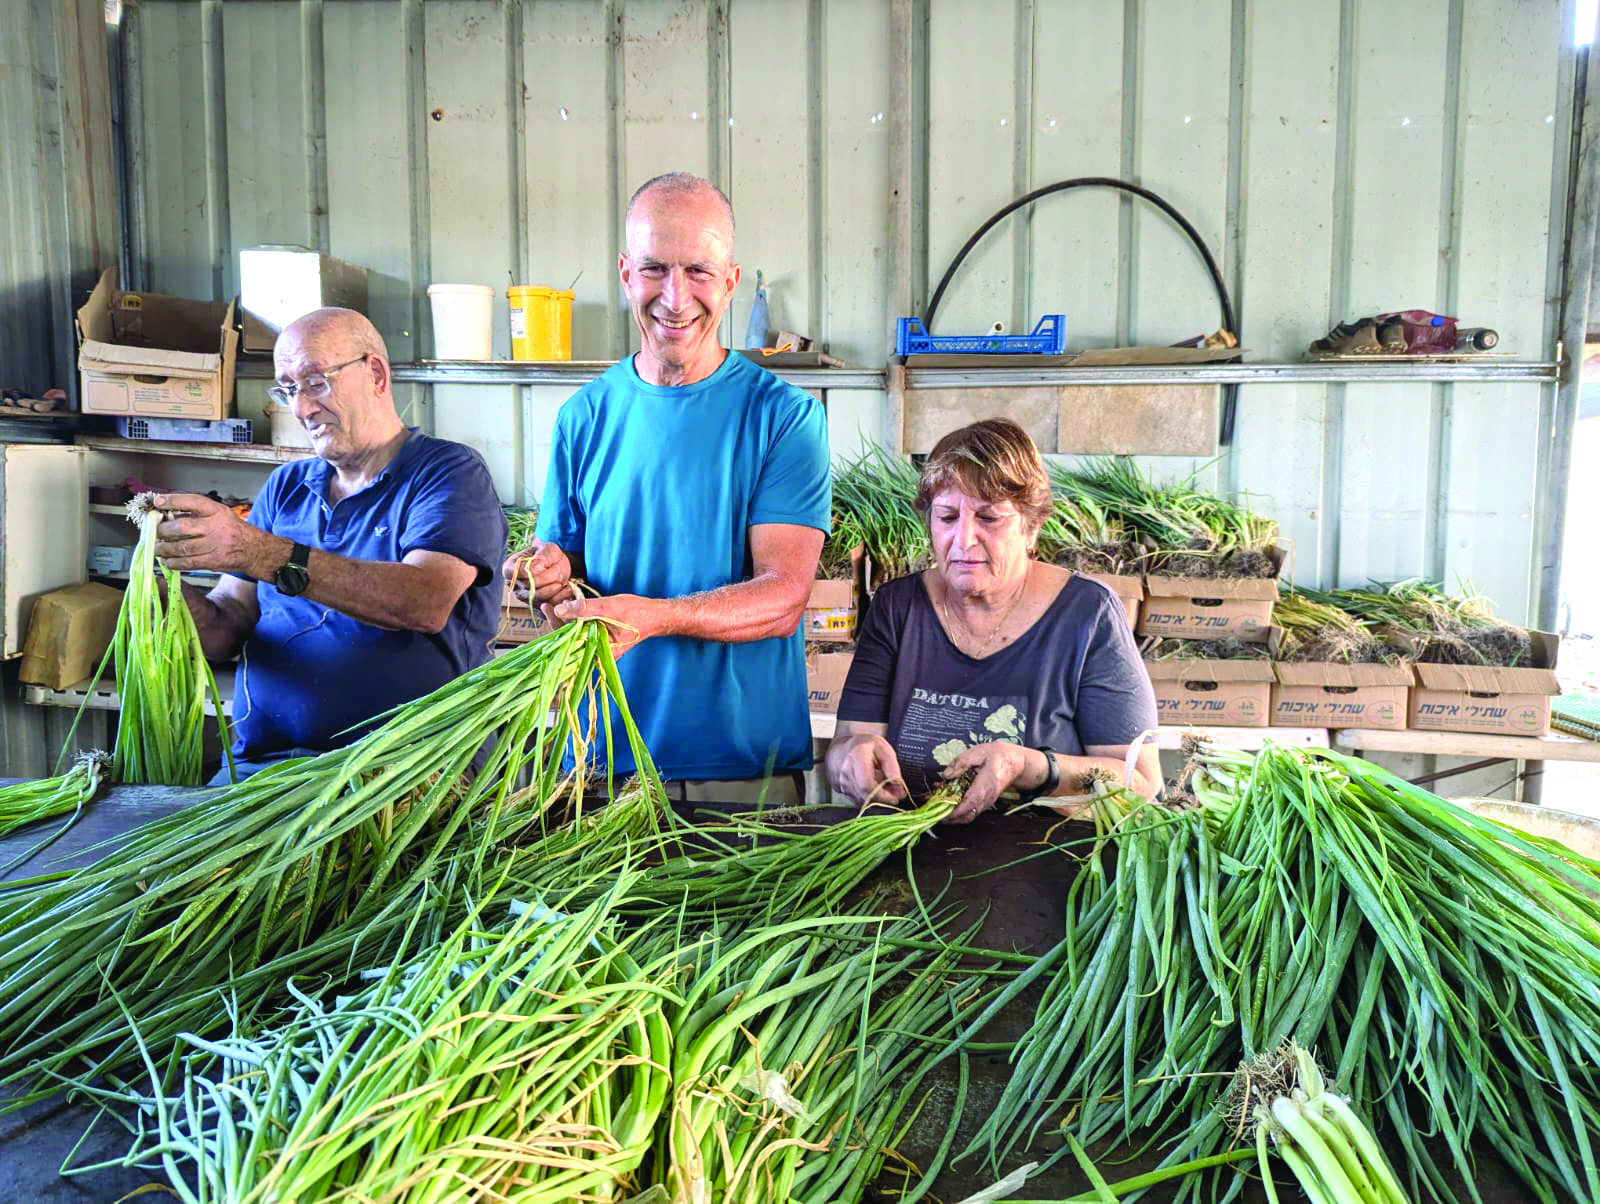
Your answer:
[625,172,736,241]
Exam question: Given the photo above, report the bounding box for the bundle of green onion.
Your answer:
[76,494,233,786]
[570,790,961,926]
[1272,588,1389,663]
[1228,1042,1410,1204]
[1050,459,1277,577]
[89,882,672,1203]
[0,748,111,840]
[659,910,1003,1204]
[1298,578,1531,666]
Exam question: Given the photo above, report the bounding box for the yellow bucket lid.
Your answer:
[508,285,575,300]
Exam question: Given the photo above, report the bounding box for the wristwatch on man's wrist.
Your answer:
[273,541,312,596]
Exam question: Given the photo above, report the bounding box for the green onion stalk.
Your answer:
[0,617,662,1107]
[0,749,112,840]
[978,738,1600,1203]
[71,494,235,786]
[1227,1042,1410,1204]
[77,880,673,1204]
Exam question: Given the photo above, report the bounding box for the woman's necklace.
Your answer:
[938,570,1030,658]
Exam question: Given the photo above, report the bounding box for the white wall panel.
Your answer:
[426,1,515,359]
[325,2,418,361]
[1030,2,1125,348]
[926,0,1018,340]
[222,1,308,293]
[728,1,811,348]
[820,0,891,375]
[1335,1,1451,587]
[139,2,211,299]
[523,1,621,361]
[1130,0,1231,348]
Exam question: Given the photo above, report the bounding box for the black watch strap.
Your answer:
[1020,745,1059,802]
[273,541,312,596]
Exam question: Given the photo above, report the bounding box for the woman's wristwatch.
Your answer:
[1019,745,1059,801]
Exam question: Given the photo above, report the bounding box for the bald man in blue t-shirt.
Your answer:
[505,172,831,800]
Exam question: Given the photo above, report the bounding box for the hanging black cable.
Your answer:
[922,177,1241,445]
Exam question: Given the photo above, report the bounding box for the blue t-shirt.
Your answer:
[538,351,831,779]
[229,430,507,759]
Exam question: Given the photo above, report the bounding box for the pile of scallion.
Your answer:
[0,618,659,1102]
[830,447,930,580]
[969,740,1600,1203]
[81,881,673,1204]
[1296,578,1532,666]
[1050,458,1278,578]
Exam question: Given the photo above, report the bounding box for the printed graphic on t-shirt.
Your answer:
[895,686,1029,794]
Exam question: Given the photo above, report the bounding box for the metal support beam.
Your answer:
[1538,43,1600,635]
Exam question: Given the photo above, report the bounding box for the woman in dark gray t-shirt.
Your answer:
[826,419,1160,823]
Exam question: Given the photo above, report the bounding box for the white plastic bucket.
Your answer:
[265,399,314,450]
[427,284,495,360]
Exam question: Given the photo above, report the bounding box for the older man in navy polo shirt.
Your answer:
[154,307,507,781]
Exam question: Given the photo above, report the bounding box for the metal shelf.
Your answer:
[236,358,887,391]
[23,671,234,717]
[901,360,1560,389]
[77,434,302,464]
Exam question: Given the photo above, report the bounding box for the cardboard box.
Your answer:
[806,647,853,713]
[1138,547,1283,642]
[1407,632,1561,736]
[1081,571,1142,629]
[18,582,123,689]
[1144,657,1274,727]
[805,605,856,641]
[239,246,369,353]
[76,267,238,420]
[1271,661,1413,730]
[807,553,861,641]
[497,604,553,646]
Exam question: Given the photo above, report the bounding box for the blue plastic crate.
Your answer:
[896,314,1067,357]
[116,416,254,444]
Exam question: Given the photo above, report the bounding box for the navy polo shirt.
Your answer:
[227,429,506,760]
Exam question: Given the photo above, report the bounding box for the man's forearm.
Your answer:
[650,571,811,644]
[297,548,460,633]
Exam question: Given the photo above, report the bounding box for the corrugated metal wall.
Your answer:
[0,0,120,777]
[124,0,1579,627]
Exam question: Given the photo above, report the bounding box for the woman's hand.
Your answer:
[829,732,908,808]
[940,741,1048,823]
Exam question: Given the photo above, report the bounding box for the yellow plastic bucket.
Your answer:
[508,285,574,360]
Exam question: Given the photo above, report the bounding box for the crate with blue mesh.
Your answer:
[895,314,1066,357]
[116,417,253,444]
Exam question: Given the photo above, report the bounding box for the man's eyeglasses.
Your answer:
[268,353,369,406]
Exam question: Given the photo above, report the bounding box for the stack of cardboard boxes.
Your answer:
[805,547,863,713]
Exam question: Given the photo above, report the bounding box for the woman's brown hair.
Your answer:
[913,418,1054,534]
